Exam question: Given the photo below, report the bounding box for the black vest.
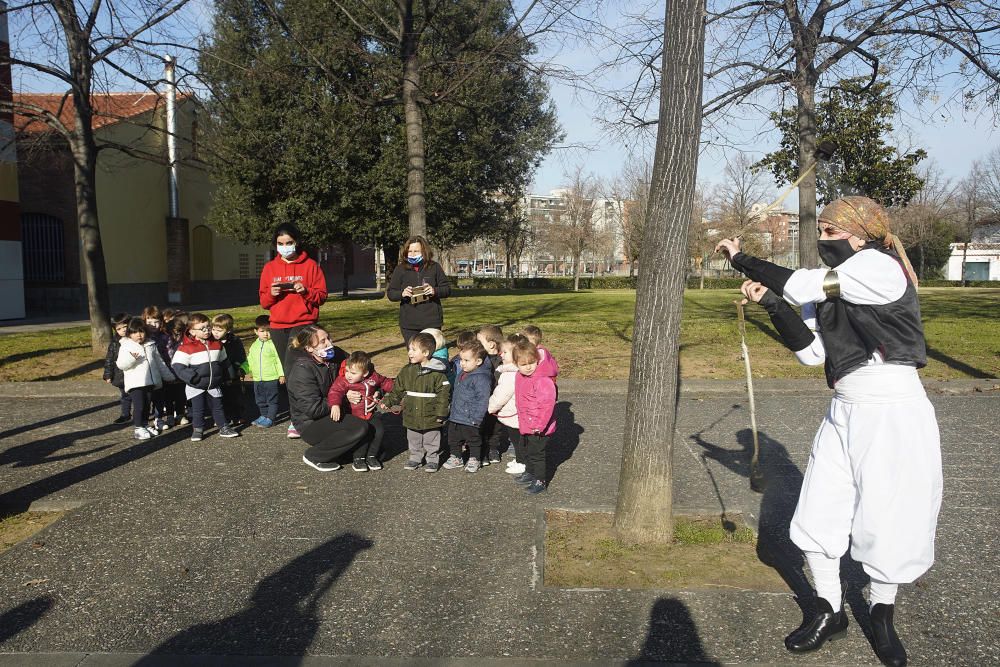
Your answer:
[817,249,926,388]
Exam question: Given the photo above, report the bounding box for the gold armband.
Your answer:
[822,270,841,299]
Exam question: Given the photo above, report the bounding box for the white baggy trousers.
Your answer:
[789,364,943,583]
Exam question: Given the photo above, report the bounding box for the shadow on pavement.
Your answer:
[626,597,717,665]
[0,422,119,468]
[0,427,190,514]
[0,400,117,441]
[547,400,583,484]
[134,533,373,661]
[0,595,54,646]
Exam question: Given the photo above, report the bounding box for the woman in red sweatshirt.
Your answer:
[259,222,328,437]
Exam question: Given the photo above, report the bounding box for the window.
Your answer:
[21,213,65,282]
[255,254,266,275]
[239,253,249,279]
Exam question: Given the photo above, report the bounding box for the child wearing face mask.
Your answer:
[103,312,133,425]
[259,222,328,438]
[171,313,240,442]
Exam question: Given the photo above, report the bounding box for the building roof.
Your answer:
[13,92,190,134]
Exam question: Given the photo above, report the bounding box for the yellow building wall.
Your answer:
[89,98,267,285]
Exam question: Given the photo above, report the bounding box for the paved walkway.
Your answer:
[0,380,997,666]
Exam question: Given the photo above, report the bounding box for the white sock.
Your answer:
[805,551,842,610]
[869,579,899,607]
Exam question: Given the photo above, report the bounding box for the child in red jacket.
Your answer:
[511,339,557,496]
[327,351,394,472]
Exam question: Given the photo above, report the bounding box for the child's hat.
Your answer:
[420,328,446,350]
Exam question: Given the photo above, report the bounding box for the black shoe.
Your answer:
[488,449,501,464]
[784,598,849,653]
[113,414,131,424]
[352,458,369,472]
[366,456,383,471]
[870,604,907,667]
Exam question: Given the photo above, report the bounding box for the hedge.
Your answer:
[458,276,999,290]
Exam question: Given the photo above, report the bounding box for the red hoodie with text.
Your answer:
[258,251,328,328]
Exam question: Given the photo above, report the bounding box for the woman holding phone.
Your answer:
[386,235,451,345]
[259,222,328,438]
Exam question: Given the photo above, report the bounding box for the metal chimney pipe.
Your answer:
[164,55,179,219]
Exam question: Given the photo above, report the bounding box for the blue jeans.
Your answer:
[254,380,280,421]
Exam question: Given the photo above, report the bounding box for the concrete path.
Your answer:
[0,380,997,666]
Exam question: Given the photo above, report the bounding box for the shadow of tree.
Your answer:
[606,320,633,343]
[35,359,104,381]
[0,596,54,645]
[0,343,89,366]
[134,533,373,661]
[926,345,995,379]
[0,427,189,514]
[0,401,116,441]
[626,597,716,665]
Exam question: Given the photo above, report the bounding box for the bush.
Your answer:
[470,276,639,289]
[685,277,746,289]
[919,279,1000,287]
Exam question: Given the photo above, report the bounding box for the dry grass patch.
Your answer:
[0,511,63,555]
[544,509,788,591]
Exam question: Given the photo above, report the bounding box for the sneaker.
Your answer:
[287,425,301,439]
[465,457,480,473]
[366,456,383,471]
[303,455,341,472]
[488,449,501,464]
[113,414,131,424]
[352,459,369,472]
[424,462,439,473]
[481,456,490,467]
[506,462,526,475]
[403,459,422,471]
[442,455,464,470]
[133,427,152,440]
[190,428,204,442]
[156,418,170,431]
[165,415,176,428]
[218,426,240,438]
[523,480,547,495]
[513,472,536,486]
[257,417,275,428]
[179,416,190,425]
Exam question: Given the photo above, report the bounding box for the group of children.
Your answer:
[103,309,559,494]
[102,307,285,442]
[367,324,558,495]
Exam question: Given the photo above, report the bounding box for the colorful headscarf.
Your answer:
[818,196,919,288]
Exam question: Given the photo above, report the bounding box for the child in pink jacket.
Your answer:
[511,338,557,495]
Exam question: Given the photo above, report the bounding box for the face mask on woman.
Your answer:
[277,244,297,259]
[406,255,423,265]
[817,239,857,268]
[318,347,336,361]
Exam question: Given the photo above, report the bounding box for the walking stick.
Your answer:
[735,300,766,493]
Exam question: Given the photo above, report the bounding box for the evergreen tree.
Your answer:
[756,79,927,209]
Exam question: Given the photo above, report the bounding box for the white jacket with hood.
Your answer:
[116,337,175,391]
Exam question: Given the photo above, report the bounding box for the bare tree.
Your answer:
[893,161,956,280]
[954,162,993,286]
[544,166,598,291]
[687,184,715,288]
[589,0,1000,268]
[1,0,194,353]
[614,156,651,277]
[612,0,704,543]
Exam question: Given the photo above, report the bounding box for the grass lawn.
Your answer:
[1,288,997,382]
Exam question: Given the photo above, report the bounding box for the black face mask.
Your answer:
[817,239,857,268]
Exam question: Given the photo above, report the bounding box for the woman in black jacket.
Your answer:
[286,325,368,471]
[386,235,451,345]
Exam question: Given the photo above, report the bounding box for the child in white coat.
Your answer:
[116,317,175,439]
[488,333,524,474]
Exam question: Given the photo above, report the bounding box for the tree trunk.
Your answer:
[796,80,819,268]
[612,0,704,543]
[960,242,968,286]
[71,132,113,355]
[401,2,426,238]
[700,252,706,289]
[572,253,580,291]
[340,238,353,297]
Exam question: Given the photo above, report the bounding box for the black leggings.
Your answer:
[302,414,369,464]
[128,386,151,428]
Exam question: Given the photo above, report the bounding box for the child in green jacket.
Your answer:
[379,332,451,472]
[245,315,285,427]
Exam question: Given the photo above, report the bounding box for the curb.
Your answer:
[1,378,994,399]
